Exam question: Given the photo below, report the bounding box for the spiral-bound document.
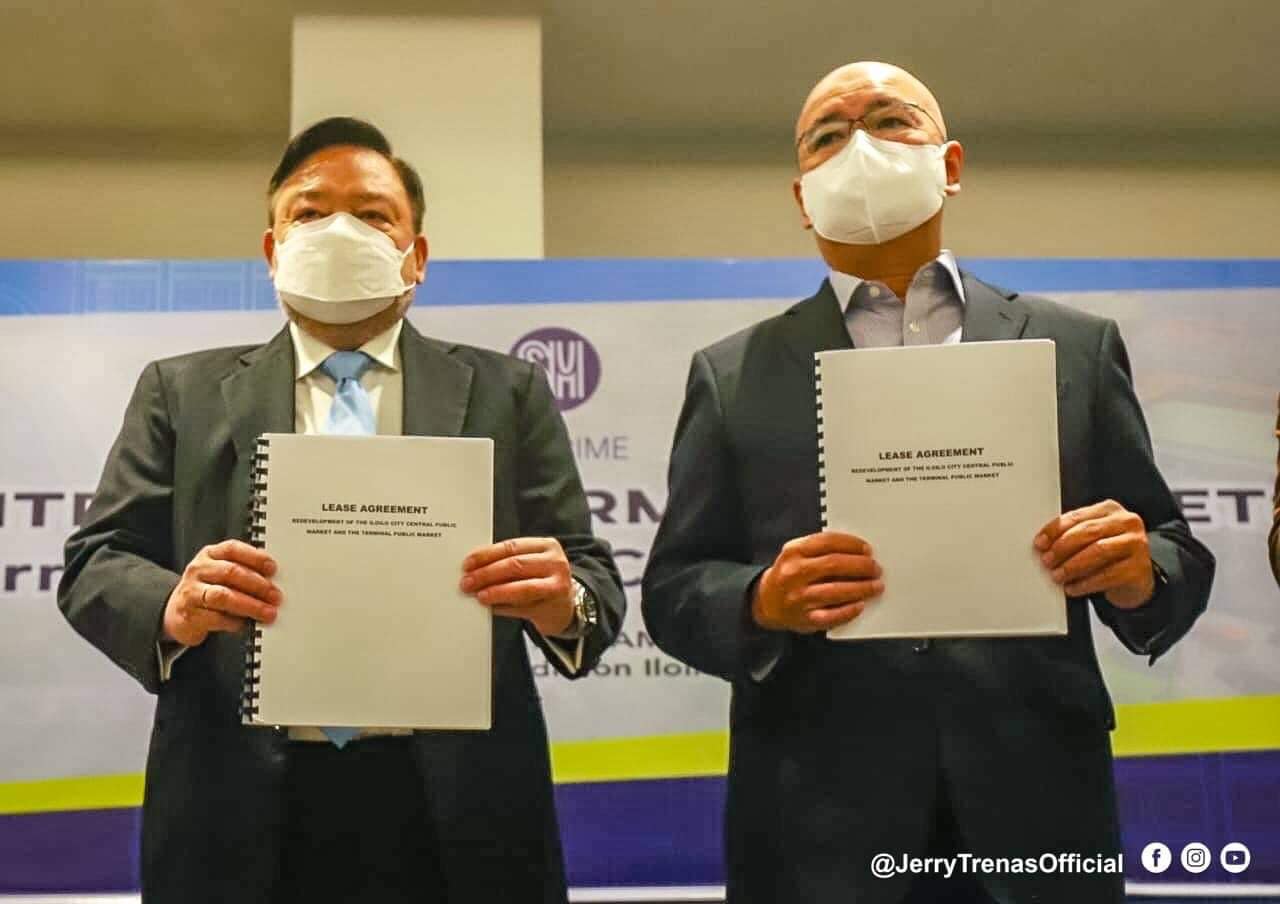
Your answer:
[816,341,1066,640]
[243,433,493,729]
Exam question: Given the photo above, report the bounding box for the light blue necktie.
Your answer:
[320,351,377,436]
[317,350,376,747]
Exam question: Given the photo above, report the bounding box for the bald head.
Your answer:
[788,60,965,272]
[795,61,946,147]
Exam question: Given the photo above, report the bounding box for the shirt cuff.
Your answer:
[542,634,585,673]
[748,633,787,682]
[156,639,188,682]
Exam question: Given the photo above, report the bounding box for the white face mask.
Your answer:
[273,212,417,325]
[799,131,953,246]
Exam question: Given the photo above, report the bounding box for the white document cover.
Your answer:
[244,433,493,729]
[817,340,1066,640]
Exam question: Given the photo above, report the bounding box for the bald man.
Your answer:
[642,63,1214,904]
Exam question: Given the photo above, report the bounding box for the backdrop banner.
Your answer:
[1,258,1277,897]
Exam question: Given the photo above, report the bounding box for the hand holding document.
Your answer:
[1034,498,1158,609]
[460,536,577,638]
[816,340,1066,640]
[750,531,884,634]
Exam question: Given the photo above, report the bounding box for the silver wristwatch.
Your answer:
[560,580,599,640]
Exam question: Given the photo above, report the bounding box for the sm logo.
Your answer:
[511,327,602,412]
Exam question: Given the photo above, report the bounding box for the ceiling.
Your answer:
[2,0,1277,160]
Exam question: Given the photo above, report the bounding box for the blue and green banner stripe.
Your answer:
[3,258,1280,317]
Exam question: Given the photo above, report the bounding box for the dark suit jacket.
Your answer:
[642,274,1214,904]
[1271,395,1279,585]
[59,320,625,904]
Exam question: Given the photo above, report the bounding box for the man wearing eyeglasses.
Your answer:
[643,62,1214,904]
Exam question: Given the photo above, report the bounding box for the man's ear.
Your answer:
[943,140,965,197]
[413,234,429,284]
[792,177,813,230]
[262,229,277,274]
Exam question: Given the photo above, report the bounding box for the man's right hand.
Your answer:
[751,532,883,633]
[162,540,282,648]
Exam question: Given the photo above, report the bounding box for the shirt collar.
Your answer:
[827,249,966,309]
[289,319,403,381]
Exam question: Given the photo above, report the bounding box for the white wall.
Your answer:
[292,15,544,259]
[0,155,274,260]
[0,152,1277,260]
[544,159,1280,258]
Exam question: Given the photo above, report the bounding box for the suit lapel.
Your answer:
[781,279,852,366]
[961,270,1071,401]
[959,271,1029,343]
[221,326,296,461]
[399,319,474,437]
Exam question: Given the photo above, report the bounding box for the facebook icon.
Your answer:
[1142,842,1172,874]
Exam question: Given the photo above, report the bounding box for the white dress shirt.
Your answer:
[828,249,967,348]
[160,320,584,734]
[291,319,403,435]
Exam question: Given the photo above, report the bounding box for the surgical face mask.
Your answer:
[273,212,416,325]
[799,131,953,245]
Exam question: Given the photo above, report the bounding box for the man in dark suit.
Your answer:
[642,62,1214,904]
[59,117,624,903]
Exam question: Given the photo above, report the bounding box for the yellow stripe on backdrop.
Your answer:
[550,694,1280,782]
[0,772,143,817]
[3,695,1278,815]
[1109,694,1280,757]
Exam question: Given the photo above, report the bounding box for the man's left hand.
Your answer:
[460,537,576,637]
[1034,500,1155,609]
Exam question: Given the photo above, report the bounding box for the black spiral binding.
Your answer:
[815,355,828,530]
[240,436,269,724]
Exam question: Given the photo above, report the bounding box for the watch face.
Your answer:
[575,584,598,629]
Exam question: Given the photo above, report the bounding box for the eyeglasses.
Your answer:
[796,100,943,155]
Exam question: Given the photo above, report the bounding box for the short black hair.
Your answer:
[267,116,426,232]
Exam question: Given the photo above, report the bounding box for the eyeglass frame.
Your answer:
[795,99,946,154]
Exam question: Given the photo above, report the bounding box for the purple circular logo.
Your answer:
[511,327,602,412]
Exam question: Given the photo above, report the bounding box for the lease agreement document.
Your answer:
[244,433,493,729]
[817,340,1066,640]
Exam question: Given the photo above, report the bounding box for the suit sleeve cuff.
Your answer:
[1102,559,1173,658]
[743,569,789,682]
